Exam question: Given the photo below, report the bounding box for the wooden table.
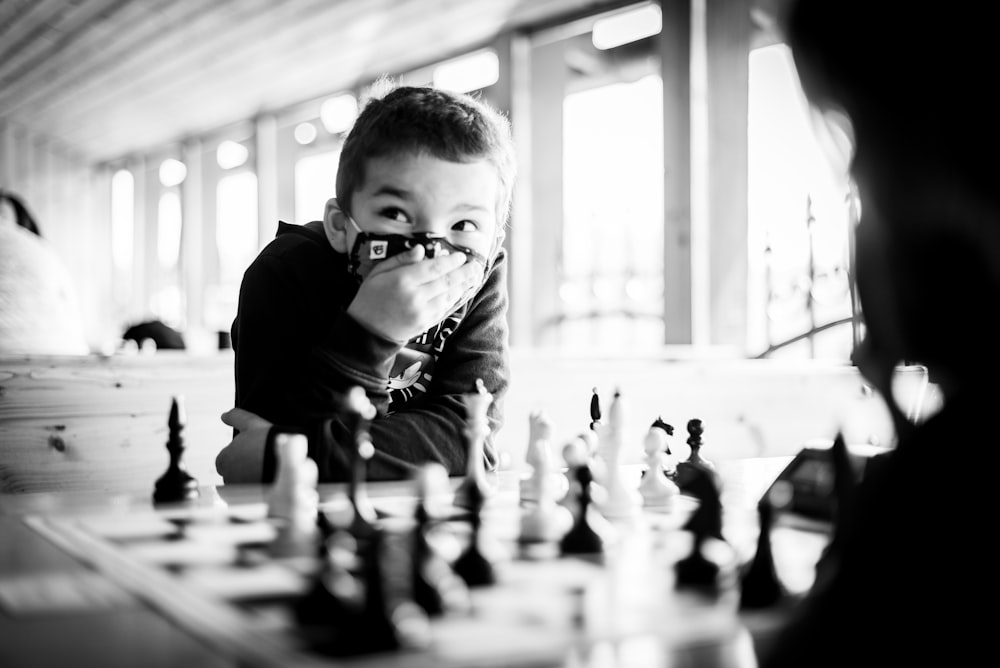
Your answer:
[0,458,823,668]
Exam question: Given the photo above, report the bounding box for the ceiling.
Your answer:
[0,0,635,165]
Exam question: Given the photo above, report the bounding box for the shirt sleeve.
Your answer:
[235,238,510,483]
[310,249,512,482]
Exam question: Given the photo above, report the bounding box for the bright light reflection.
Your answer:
[433,50,499,93]
[320,94,358,134]
[592,3,662,50]
[158,158,187,187]
[294,122,318,145]
[216,140,249,170]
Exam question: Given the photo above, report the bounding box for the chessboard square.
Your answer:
[78,514,179,541]
[124,540,239,567]
[179,563,309,602]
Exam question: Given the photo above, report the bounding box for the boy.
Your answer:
[215,82,516,484]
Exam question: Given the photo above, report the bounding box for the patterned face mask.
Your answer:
[346,216,488,283]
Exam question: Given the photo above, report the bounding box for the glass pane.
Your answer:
[561,75,664,350]
[209,171,259,331]
[295,151,340,225]
[748,44,855,360]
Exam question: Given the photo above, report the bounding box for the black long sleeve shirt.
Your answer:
[232,221,509,482]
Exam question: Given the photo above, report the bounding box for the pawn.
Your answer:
[685,418,714,469]
[675,418,717,493]
[638,423,680,511]
[559,438,612,558]
[739,497,788,609]
[153,396,200,504]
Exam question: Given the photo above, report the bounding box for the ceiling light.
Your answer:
[320,94,358,134]
[592,3,662,50]
[433,50,499,93]
[216,140,249,169]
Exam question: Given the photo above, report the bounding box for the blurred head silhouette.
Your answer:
[780,0,1000,409]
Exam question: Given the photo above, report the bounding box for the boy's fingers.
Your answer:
[221,407,270,431]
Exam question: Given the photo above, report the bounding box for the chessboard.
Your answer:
[22,481,763,668]
[10,384,837,667]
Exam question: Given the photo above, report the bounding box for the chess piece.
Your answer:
[813,431,857,589]
[153,396,200,504]
[519,428,573,545]
[685,418,714,469]
[559,438,612,559]
[296,526,431,656]
[452,470,497,587]
[267,433,320,558]
[454,379,496,510]
[680,461,725,542]
[342,386,379,541]
[675,463,736,593]
[595,388,641,519]
[452,381,505,587]
[648,417,678,479]
[638,421,680,511]
[589,387,602,432]
[520,411,567,504]
[412,463,471,616]
[739,497,788,609]
[675,417,717,492]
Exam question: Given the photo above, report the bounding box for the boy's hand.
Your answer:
[215,408,273,484]
[348,245,483,343]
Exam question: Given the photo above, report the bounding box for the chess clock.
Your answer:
[765,440,890,521]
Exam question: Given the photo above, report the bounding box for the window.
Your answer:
[747,44,856,360]
[295,150,340,225]
[209,171,259,332]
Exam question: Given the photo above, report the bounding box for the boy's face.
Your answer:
[345,152,501,264]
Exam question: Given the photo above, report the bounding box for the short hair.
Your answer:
[335,82,517,234]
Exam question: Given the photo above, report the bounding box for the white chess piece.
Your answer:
[519,455,573,544]
[267,433,319,556]
[638,425,680,511]
[520,411,567,504]
[595,388,641,520]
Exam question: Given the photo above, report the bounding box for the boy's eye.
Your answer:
[378,207,411,224]
[452,220,479,233]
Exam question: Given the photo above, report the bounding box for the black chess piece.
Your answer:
[296,527,430,656]
[342,387,378,541]
[411,464,471,616]
[675,418,716,492]
[153,396,199,504]
[675,463,734,593]
[558,460,605,558]
[452,477,497,587]
[680,462,725,541]
[739,498,788,609]
[589,387,602,431]
[674,532,722,592]
[813,431,857,589]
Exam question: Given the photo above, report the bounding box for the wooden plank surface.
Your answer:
[0,352,233,494]
[0,351,939,496]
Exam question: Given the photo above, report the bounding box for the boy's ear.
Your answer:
[322,197,349,252]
